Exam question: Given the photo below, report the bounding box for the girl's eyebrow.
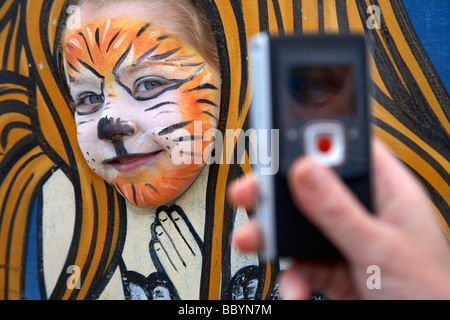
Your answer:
[131,45,183,67]
[165,54,196,62]
[132,43,161,66]
[77,58,105,80]
[119,51,180,81]
[148,47,181,61]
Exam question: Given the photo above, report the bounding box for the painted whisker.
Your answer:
[183,83,218,93]
[171,135,204,142]
[158,121,193,136]
[144,101,178,112]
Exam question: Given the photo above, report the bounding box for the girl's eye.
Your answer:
[82,94,104,105]
[133,76,178,100]
[137,80,163,92]
[76,93,104,116]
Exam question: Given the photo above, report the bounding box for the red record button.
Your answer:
[304,122,345,167]
[317,135,332,153]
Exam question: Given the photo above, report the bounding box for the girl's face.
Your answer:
[63,12,220,207]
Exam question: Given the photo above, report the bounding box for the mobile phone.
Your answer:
[249,33,373,260]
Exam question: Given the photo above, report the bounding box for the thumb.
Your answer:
[287,157,378,261]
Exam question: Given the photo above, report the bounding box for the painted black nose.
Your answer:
[97,116,135,141]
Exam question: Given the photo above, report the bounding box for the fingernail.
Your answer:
[158,211,168,222]
[153,241,162,252]
[155,225,164,236]
[279,277,298,300]
[171,211,181,221]
[297,162,327,195]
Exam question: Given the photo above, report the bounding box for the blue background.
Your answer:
[403,0,450,92]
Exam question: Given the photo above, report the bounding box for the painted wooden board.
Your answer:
[0,0,448,300]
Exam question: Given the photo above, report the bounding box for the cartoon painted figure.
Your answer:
[59,0,276,300]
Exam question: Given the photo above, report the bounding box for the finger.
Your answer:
[157,211,193,257]
[227,174,259,210]
[372,139,434,230]
[152,223,184,272]
[287,156,380,261]
[278,269,310,300]
[150,239,176,273]
[170,210,203,258]
[284,261,354,300]
[232,219,264,253]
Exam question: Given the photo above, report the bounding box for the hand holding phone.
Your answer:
[250,33,373,260]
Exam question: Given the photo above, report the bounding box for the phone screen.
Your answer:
[288,65,354,118]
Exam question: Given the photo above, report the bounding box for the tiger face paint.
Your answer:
[63,18,220,208]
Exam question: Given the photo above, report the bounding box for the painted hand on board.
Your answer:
[121,268,180,300]
[149,205,205,300]
[225,266,260,300]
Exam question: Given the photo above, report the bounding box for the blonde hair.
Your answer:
[63,0,219,69]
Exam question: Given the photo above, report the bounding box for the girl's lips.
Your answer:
[103,150,163,172]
